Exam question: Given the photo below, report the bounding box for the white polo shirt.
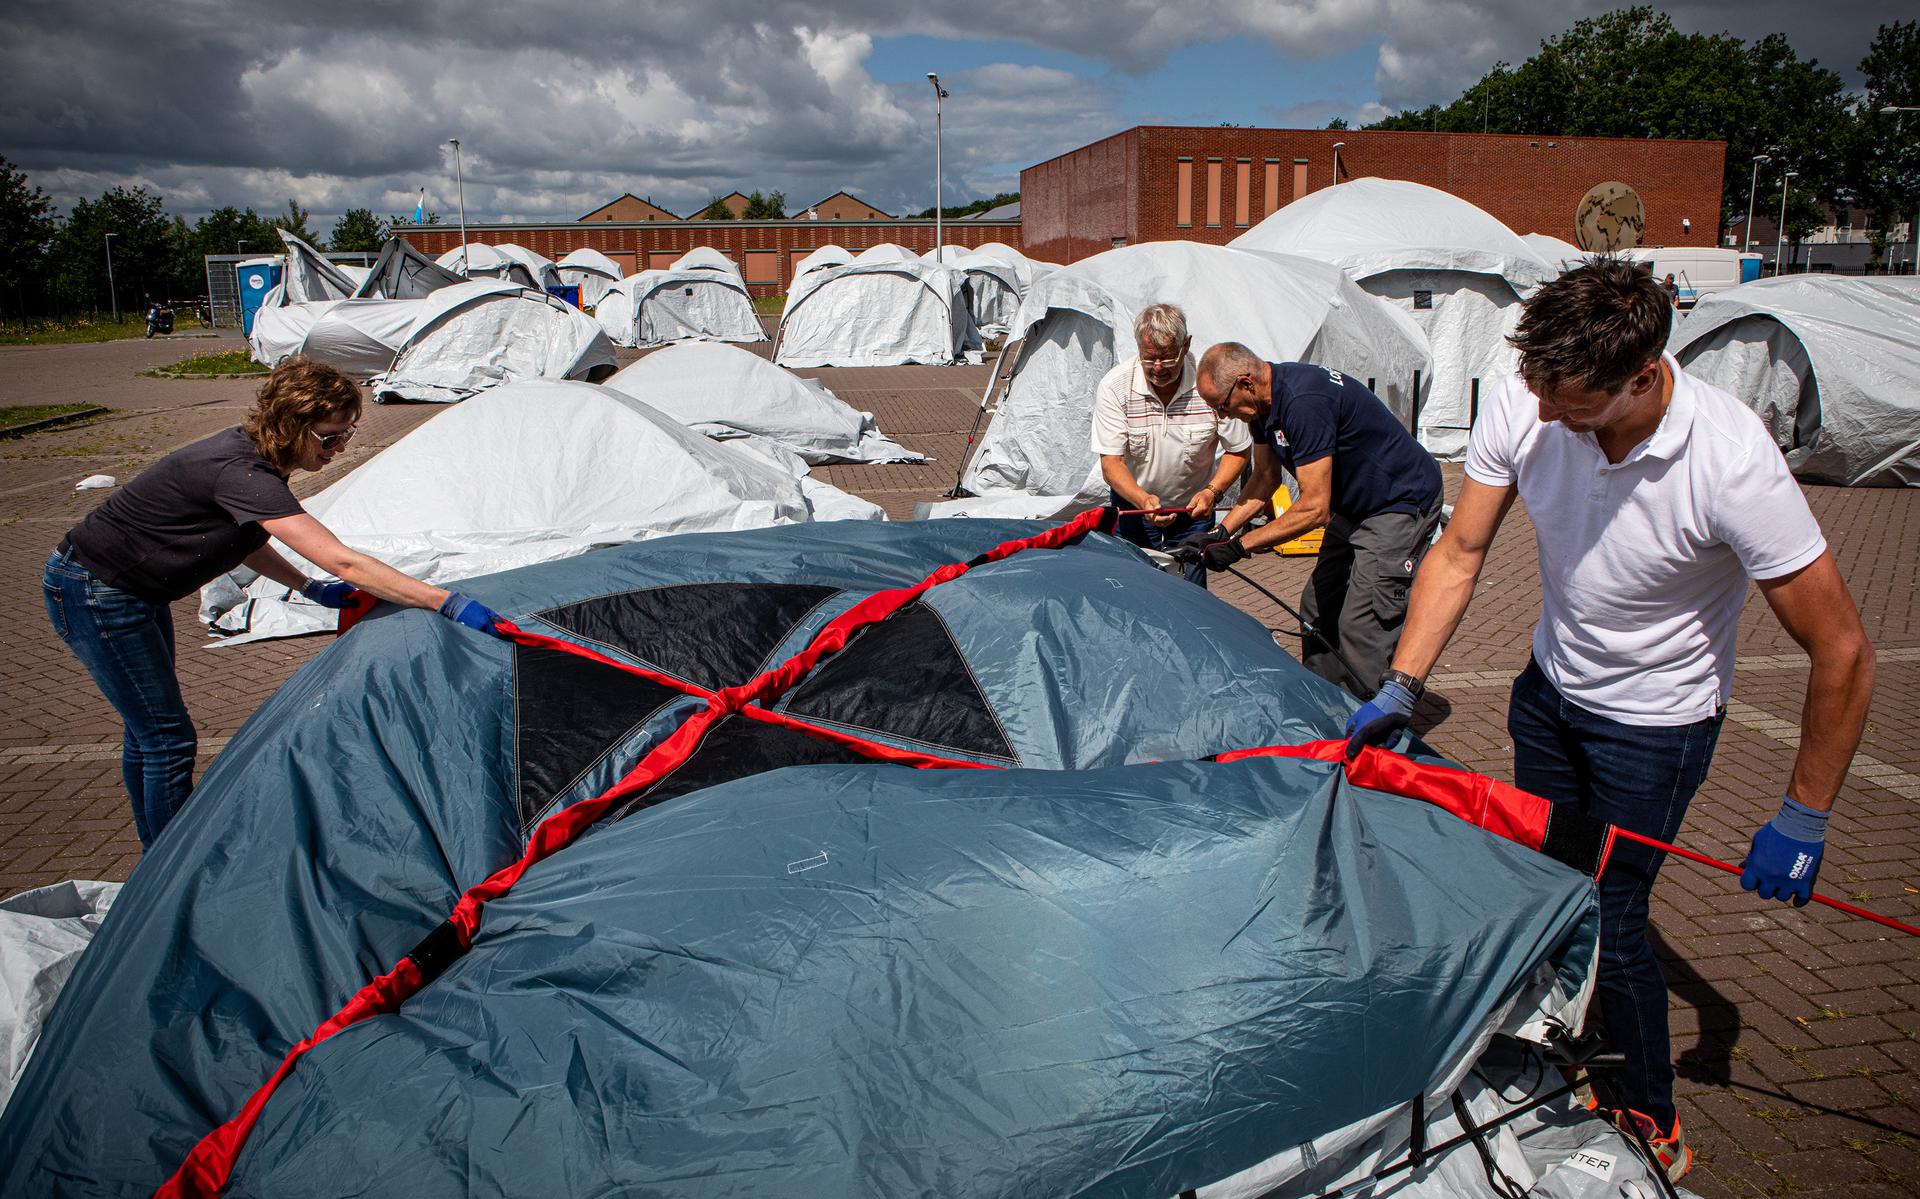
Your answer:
[1465,355,1827,725]
[1090,355,1251,504]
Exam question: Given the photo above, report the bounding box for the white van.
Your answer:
[1627,247,1762,307]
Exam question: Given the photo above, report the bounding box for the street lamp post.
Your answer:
[1885,107,1920,274]
[928,74,948,258]
[103,232,118,322]
[1332,141,1345,182]
[1774,170,1797,277]
[1744,153,1769,254]
[449,138,469,273]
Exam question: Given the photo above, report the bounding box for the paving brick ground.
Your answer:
[2,331,1915,1196]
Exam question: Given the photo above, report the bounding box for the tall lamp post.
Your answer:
[1885,107,1920,274]
[448,138,469,273]
[103,232,118,323]
[1773,170,1797,277]
[1744,153,1769,254]
[1332,141,1345,182]
[928,73,948,258]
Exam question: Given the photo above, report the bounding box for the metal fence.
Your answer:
[200,252,377,329]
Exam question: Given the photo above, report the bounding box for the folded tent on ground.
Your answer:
[953,240,1432,510]
[248,278,616,402]
[1232,178,1556,459]
[601,341,922,465]
[1672,275,1920,486]
[4,512,1689,1198]
[775,242,977,367]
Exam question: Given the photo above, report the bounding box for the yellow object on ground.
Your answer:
[1269,484,1324,555]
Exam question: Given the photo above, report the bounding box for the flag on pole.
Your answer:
[414,189,426,225]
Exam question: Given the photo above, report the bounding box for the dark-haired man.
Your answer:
[1347,257,1875,1180]
[1191,346,1441,696]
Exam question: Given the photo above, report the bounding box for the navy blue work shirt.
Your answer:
[1248,362,1441,521]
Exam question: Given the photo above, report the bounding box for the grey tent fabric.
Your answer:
[0,520,1607,1198]
[353,237,465,299]
[1673,276,1920,486]
[274,229,359,303]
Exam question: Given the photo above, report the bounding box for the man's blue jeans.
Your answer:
[1114,510,1217,588]
[43,549,196,848]
[1507,658,1722,1133]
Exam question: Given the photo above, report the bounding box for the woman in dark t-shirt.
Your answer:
[44,358,502,850]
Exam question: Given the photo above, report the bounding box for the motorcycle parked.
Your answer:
[145,304,174,338]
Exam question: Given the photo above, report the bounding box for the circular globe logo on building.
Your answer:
[1574,183,1646,252]
[246,273,264,289]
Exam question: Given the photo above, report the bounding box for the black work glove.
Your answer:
[1199,535,1250,572]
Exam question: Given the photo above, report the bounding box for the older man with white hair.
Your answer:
[1090,303,1252,587]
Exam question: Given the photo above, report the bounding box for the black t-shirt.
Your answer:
[1248,362,1442,520]
[64,426,305,603]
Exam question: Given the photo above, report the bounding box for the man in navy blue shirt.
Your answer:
[1190,343,1442,697]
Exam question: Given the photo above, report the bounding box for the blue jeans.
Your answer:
[1114,511,1217,588]
[43,549,196,848]
[1507,658,1722,1132]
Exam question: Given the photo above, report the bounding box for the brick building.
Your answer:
[801,191,891,220]
[688,191,754,220]
[401,219,1020,298]
[1020,126,1727,263]
[579,194,681,222]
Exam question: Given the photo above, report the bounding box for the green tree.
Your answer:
[0,156,56,323]
[911,190,1020,219]
[329,207,388,252]
[388,209,440,228]
[698,196,735,219]
[49,185,172,313]
[741,190,786,219]
[1365,8,1853,232]
[1851,21,1920,267]
[273,197,318,244]
[1324,116,1349,130]
[193,205,282,259]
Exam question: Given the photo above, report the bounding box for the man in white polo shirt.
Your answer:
[1091,303,1251,587]
[1346,258,1875,1180]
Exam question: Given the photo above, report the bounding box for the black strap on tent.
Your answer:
[1220,564,1373,697]
[1406,1092,1427,1168]
[1449,1092,1529,1199]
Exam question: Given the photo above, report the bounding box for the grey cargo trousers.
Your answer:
[1299,500,1443,698]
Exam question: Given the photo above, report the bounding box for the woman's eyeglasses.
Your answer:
[311,425,356,452]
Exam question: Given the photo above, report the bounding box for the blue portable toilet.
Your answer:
[1739,253,1763,284]
[546,284,582,309]
[237,258,284,335]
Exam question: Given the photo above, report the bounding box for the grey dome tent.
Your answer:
[1,514,1680,1198]
[554,248,624,309]
[1673,275,1920,487]
[776,245,977,367]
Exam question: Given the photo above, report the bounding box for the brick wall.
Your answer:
[1023,126,1726,263]
[402,221,1023,298]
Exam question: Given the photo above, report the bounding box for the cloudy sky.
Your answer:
[0,0,1901,229]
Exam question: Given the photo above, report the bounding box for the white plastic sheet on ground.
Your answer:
[602,342,922,464]
[776,254,976,367]
[1233,179,1554,458]
[199,380,878,641]
[1673,276,1920,486]
[956,242,1431,506]
[0,880,119,1111]
[593,270,765,349]
[555,248,624,309]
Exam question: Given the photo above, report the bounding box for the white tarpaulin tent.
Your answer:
[353,237,465,299]
[953,242,1432,509]
[555,248,624,309]
[952,250,1023,337]
[592,269,765,349]
[199,380,881,642]
[436,243,561,290]
[1522,233,1588,275]
[1232,179,1554,458]
[789,244,852,293]
[0,881,119,1110]
[273,230,359,303]
[249,280,617,402]
[602,342,923,464]
[673,247,744,278]
[1673,276,1920,487]
[776,245,976,367]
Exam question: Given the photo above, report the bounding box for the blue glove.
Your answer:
[438,591,503,635]
[300,579,360,609]
[1741,795,1829,907]
[1344,678,1419,759]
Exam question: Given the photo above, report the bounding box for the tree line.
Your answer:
[0,166,431,324]
[1362,10,1919,261]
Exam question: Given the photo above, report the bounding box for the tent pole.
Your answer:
[947,337,1014,497]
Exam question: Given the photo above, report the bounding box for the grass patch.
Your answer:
[751,293,785,315]
[0,403,99,433]
[0,312,213,346]
[146,349,267,378]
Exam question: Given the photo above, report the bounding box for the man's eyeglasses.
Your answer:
[1141,343,1190,369]
[311,425,357,452]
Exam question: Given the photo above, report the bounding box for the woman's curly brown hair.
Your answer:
[243,357,363,474]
